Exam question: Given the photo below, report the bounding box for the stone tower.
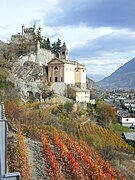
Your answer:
[60,42,68,60]
[22,24,25,35]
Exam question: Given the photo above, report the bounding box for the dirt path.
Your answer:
[24,138,49,180]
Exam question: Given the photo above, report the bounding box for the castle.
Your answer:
[10,25,90,103]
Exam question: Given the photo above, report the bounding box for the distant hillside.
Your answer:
[86,76,99,90]
[87,74,106,82]
[97,57,135,90]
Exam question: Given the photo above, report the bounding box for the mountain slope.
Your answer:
[98,57,135,89]
[8,125,125,180]
[86,76,99,90]
[87,74,106,82]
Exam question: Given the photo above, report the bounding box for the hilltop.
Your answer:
[97,57,135,90]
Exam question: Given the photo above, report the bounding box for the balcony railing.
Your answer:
[0,99,20,180]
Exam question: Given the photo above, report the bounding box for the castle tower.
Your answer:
[60,42,68,60]
[22,24,25,35]
[33,24,36,34]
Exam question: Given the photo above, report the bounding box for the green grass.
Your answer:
[0,81,14,90]
[111,123,134,135]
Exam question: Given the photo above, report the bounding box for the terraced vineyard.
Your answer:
[8,126,125,179]
[74,121,133,152]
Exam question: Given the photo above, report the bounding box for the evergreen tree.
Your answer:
[33,27,43,46]
[46,38,51,50]
[51,38,62,58]
[57,38,61,50]
[51,42,57,53]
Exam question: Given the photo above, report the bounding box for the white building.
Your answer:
[48,58,90,102]
[48,58,86,89]
[118,114,135,127]
[68,86,90,103]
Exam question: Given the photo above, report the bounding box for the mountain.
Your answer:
[87,74,106,82]
[86,76,99,90]
[97,57,135,90]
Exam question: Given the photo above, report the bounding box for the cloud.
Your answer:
[69,29,135,59]
[86,63,122,76]
[0,25,9,29]
[79,56,131,76]
[29,19,41,26]
[43,0,135,30]
[45,32,61,38]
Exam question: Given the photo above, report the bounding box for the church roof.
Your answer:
[48,58,85,67]
[61,42,68,50]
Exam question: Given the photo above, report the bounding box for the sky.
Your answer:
[0,0,135,78]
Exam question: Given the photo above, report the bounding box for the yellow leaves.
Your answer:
[75,122,134,152]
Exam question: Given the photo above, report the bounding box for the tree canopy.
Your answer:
[96,99,116,128]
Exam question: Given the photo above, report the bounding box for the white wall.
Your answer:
[121,117,135,127]
[64,63,75,84]
[80,69,86,84]
[76,91,90,103]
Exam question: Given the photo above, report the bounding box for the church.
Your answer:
[10,25,90,103]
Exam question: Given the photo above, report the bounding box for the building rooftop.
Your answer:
[71,86,90,92]
[48,58,85,67]
[123,132,135,141]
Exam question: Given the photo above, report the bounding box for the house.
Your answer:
[68,86,90,103]
[123,100,135,108]
[118,114,135,127]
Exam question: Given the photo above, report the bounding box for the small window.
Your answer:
[126,119,129,121]
[82,70,84,72]
[76,69,79,72]
[61,77,63,82]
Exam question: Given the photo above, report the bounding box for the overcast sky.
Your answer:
[0,0,135,77]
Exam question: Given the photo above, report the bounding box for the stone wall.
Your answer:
[18,48,56,66]
[18,53,36,66]
[36,48,55,65]
[51,82,67,96]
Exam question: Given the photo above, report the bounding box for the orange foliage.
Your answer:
[16,132,30,180]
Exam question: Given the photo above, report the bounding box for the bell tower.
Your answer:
[60,42,68,60]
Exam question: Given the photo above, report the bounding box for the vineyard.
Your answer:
[74,121,133,152]
[8,126,125,180]
[5,100,135,179]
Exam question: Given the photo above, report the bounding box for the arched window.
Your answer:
[54,66,58,71]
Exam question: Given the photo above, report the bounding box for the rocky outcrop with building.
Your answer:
[1,25,96,103]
